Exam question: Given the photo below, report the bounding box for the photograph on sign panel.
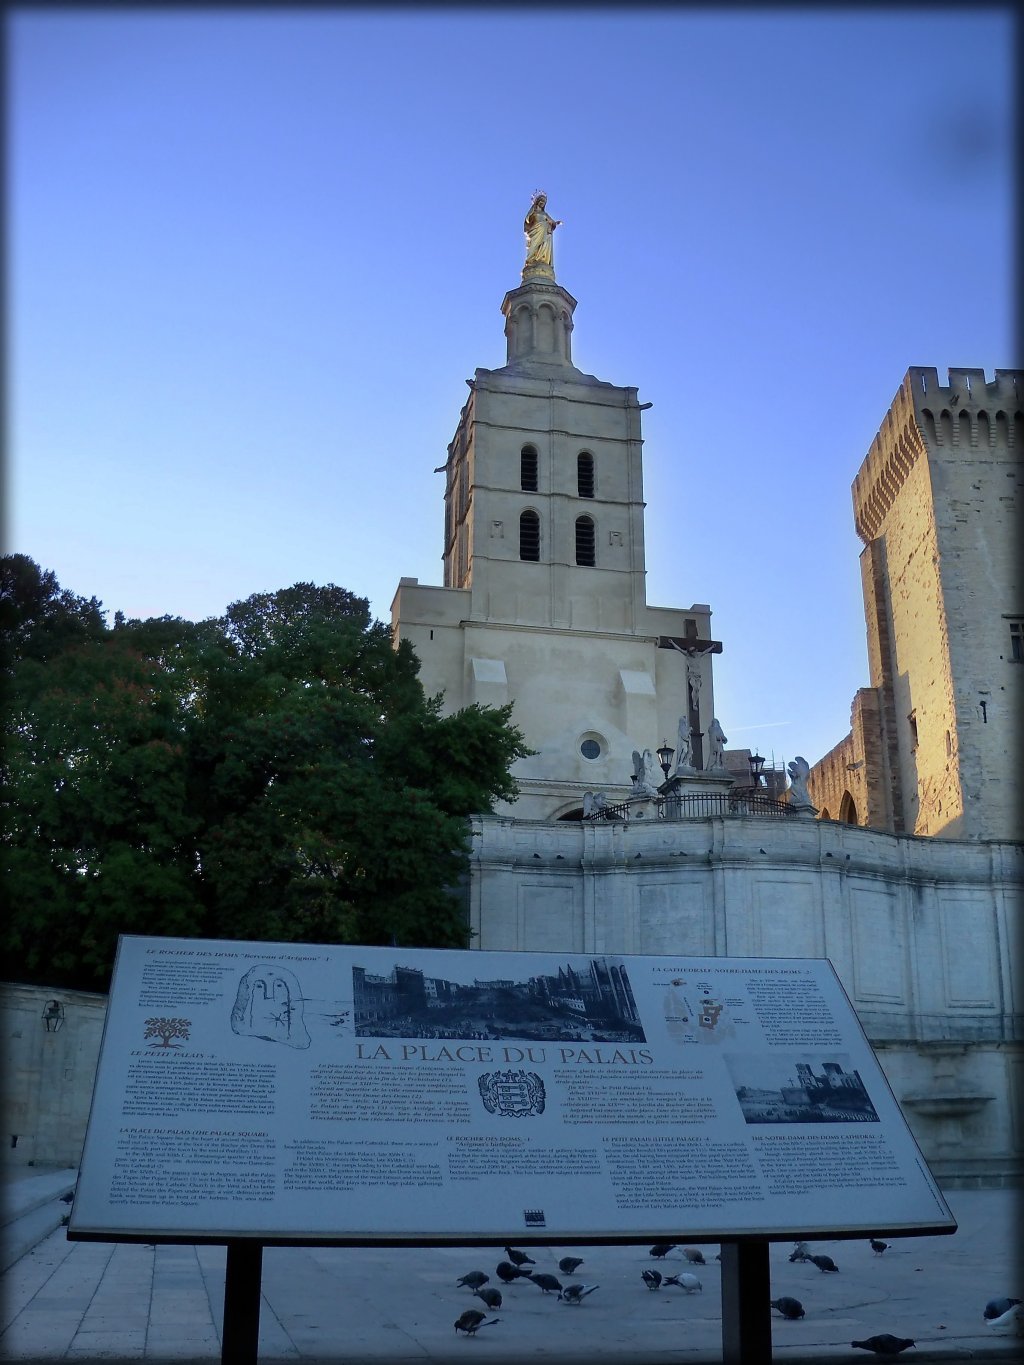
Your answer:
[352,955,647,1043]
[724,1052,880,1124]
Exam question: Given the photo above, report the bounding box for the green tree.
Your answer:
[2,568,528,990]
[3,607,207,988]
[191,584,527,949]
[0,553,106,668]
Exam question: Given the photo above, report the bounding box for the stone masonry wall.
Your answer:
[469,812,1024,1186]
[1,982,107,1170]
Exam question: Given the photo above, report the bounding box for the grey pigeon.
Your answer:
[474,1286,502,1310]
[682,1246,705,1265]
[851,1335,915,1355]
[789,1242,811,1263]
[984,1296,1022,1320]
[505,1245,535,1267]
[529,1272,563,1294]
[456,1271,489,1290]
[771,1296,805,1320]
[496,1260,530,1283]
[870,1239,890,1254]
[559,1283,599,1303]
[558,1256,585,1275]
[454,1309,500,1335]
[810,1253,839,1273]
[641,1269,662,1290]
[648,1242,676,1258]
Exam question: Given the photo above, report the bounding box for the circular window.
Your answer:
[580,739,601,760]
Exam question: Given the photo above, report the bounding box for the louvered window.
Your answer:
[575,515,595,566]
[520,510,540,561]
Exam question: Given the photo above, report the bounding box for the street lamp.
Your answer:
[749,752,766,790]
[42,1000,64,1032]
[656,741,675,779]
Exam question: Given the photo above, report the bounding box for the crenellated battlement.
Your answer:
[852,366,1024,542]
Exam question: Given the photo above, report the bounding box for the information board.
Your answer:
[69,936,955,1244]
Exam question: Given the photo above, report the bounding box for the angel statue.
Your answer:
[786,756,818,814]
[523,191,562,278]
[631,748,660,798]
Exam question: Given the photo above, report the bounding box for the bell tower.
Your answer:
[393,196,721,819]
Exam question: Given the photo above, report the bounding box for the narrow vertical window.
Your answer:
[1009,619,1024,660]
[577,451,595,498]
[521,445,538,492]
[519,510,540,561]
[575,515,595,566]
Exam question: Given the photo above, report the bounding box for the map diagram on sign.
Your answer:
[662,977,735,1045]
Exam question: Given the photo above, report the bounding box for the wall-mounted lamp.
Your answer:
[42,1000,65,1032]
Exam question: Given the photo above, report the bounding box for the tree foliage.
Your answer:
[2,559,528,992]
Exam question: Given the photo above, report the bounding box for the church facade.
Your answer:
[391,202,719,820]
[392,201,1022,1186]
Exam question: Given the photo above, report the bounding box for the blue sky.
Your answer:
[9,8,1014,772]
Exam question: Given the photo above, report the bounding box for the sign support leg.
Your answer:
[222,1240,263,1365]
[720,1239,772,1364]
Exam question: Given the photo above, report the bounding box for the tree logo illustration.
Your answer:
[143,1017,191,1048]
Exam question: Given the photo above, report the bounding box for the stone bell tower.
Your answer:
[392,196,721,819]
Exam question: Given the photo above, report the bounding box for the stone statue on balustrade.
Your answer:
[631,748,660,798]
[705,718,728,773]
[583,790,608,818]
[670,715,696,778]
[786,756,818,816]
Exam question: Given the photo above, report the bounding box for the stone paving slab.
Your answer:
[1,1186,1020,1361]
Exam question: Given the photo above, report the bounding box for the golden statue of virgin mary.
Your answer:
[523,191,562,279]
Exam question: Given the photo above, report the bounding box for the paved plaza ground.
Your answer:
[2,1171,1021,1362]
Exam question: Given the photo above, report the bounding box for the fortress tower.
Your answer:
[808,367,1023,840]
[391,199,720,819]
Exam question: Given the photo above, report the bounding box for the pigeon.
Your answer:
[59,1192,75,1205]
[789,1241,811,1263]
[505,1246,535,1268]
[771,1296,805,1320]
[559,1283,599,1304]
[809,1253,839,1273]
[454,1310,500,1335]
[662,1272,701,1292]
[851,1335,916,1355]
[648,1243,676,1258]
[558,1256,585,1275]
[984,1296,1022,1320]
[986,1303,1024,1334]
[682,1247,706,1265]
[456,1271,489,1290]
[496,1260,531,1283]
[870,1239,891,1254]
[474,1286,502,1310]
[528,1273,563,1295]
[641,1269,663,1290]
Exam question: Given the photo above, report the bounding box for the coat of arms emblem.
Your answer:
[477,1069,546,1117]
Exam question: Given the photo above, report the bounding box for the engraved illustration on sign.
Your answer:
[231,965,310,1049]
[478,1069,546,1117]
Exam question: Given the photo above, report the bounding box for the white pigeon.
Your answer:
[987,1303,1024,1335]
